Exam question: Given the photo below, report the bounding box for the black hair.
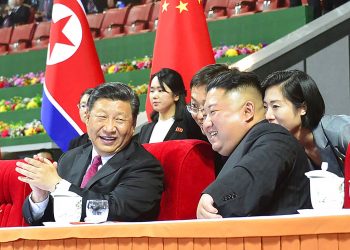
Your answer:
[190,63,230,89]
[207,68,263,98]
[79,88,94,102]
[149,68,186,122]
[261,70,325,130]
[88,82,140,125]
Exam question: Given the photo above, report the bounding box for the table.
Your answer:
[1,213,350,250]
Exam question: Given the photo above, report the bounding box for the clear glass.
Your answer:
[85,200,109,223]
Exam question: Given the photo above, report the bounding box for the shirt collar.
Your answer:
[91,147,115,166]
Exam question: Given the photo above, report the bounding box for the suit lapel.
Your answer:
[68,145,92,186]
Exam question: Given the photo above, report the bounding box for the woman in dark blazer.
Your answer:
[138,68,204,144]
[262,70,350,177]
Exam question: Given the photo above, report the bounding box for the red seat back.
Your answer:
[0,160,32,227]
[9,23,36,53]
[0,26,13,55]
[31,21,51,49]
[100,7,130,38]
[227,0,256,17]
[86,13,105,38]
[143,140,215,220]
[149,1,160,31]
[204,0,229,19]
[124,3,153,34]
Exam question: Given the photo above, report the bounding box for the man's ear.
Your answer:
[242,101,255,122]
[174,94,179,102]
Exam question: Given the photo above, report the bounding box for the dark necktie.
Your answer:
[80,155,102,188]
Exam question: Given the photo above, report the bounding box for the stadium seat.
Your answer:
[149,1,160,31]
[86,13,105,39]
[31,21,51,50]
[0,160,32,227]
[255,0,285,11]
[100,7,131,39]
[143,140,216,220]
[124,3,153,34]
[204,0,229,20]
[227,0,257,17]
[8,23,36,53]
[0,26,13,55]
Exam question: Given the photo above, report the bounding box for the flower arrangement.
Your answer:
[101,56,152,75]
[213,43,267,59]
[0,72,45,89]
[130,83,148,96]
[0,119,46,138]
[0,94,42,113]
[0,43,267,89]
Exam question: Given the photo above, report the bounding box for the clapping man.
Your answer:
[16,82,164,225]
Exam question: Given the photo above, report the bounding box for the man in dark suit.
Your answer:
[16,82,164,225]
[196,68,311,218]
[2,0,30,27]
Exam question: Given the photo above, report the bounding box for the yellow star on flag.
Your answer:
[198,0,201,4]
[162,0,170,12]
[176,1,188,13]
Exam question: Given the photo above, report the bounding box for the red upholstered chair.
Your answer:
[204,0,229,20]
[255,0,285,11]
[227,0,257,17]
[343,144,350,208]
[143,139,216,220]
[86,13,105,39]
[31,21,51,50]
[149,1,160,31]
[8,23,36,53]
[124,3,153,34]
[0,160,32,227]
[100,7,130,39]
[0,26,13,55]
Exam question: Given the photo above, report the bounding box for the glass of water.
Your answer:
[85,200,109,223]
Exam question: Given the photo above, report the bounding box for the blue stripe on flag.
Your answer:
[41,92,79,152]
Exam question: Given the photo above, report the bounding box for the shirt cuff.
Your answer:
[29,193,49,220]
[53,179,71,192]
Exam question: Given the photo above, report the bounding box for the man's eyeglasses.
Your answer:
[186,103,205,115]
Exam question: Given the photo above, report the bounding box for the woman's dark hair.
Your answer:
[150,68,186,122]
[80,88,94,101]
[88,82,140,125]
[261,70,325,130]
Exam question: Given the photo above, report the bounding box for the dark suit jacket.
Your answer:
[68,133,90,150]
[23,141,164,225]
[311,115,350,176]
[81,0,107,13]
[205,120,312,217]
[138,108,206,144]
[3,5,30,26]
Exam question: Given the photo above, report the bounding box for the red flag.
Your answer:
[146,0,215,117]
[42,0,104,151]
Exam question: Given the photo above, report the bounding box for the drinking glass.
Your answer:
[85,200,109,223]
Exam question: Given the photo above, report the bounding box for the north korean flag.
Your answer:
[41,0,104,152]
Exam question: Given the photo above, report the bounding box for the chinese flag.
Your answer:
[41,0,104,151]
[146,0,215,116]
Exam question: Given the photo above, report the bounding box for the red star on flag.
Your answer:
[49,15,75,58]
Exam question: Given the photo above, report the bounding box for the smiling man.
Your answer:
[16,82,164,225]
[196,68,311,219]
